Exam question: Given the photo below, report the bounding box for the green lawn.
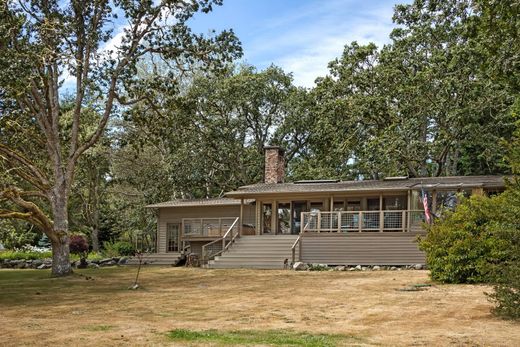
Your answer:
[167,329,358,346]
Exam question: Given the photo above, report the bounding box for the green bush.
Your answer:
[420,177,520,320]
[487,182,520,320]
[0,249,52,261]
[489,261,520,320]
[0,220,39,249]
[419,194,507,283]
[103,241,136,257]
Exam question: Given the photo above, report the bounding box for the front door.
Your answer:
[166,223,180,252]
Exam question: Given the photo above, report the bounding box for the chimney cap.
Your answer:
[264,145,285,154]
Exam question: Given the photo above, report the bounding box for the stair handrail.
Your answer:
[291,213,317,265]
[202,217,240,264]
[291,233,302,265]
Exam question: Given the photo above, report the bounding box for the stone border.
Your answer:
[293,262,426,271]
[0,257,128,269]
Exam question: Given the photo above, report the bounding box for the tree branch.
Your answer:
[0,143,50,189]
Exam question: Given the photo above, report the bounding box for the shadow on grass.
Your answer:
[167,329,364,346]
[0,268,139,306]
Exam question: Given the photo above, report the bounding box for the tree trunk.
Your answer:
[91,225,100,252]
[51,237,72,276]
[50,184,73,277]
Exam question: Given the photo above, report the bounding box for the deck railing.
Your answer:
[201,217,240,264]
[182,217,237,237]
[301,210,426,233]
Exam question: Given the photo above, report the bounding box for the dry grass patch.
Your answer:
[0,267,519,346]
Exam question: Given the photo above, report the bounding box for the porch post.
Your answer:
[272,199,277,234]
[407,190,412,232]
[155,208,160,253]
[256,201,261,235]
[432,190,437,214]
[240,198,244,236]
[379,193,383,232]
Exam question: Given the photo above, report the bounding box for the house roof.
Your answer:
[225,175,507,198]
[146,197,254,208]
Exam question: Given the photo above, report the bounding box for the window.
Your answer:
[333,200,345,211]
[383,196,406,210]
[277,203,291,234]
[262,203,272,234]
[367,197,380,211]
[436,191,458,215]
[346,199,361,211]
[309,201,324,212]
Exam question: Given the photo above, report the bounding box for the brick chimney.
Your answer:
[264,146,285,184]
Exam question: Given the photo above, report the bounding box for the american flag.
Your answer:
[422,188,432,224]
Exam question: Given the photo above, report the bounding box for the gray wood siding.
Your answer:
[300,233,426,265]
[157,204,255,253]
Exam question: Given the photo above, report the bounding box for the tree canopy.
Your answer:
[0,0,519,275]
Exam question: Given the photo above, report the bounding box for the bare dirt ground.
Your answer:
[0,267,518,346]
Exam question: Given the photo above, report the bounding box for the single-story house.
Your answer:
[144,146,506,269]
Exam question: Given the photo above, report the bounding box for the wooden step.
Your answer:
[207,235,299,269]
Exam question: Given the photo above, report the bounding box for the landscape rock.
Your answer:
[414,264,423,270]
[354,265,362,271]
[390,266,398,271]
[118,257,128,265]
[334,266,346,271]
[372,265,381,271]
[99,258,113,264]
[87,263,100,269]
[101,260,117,267]
[292,262,308,271]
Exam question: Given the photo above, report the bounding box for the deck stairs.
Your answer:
[207,235,298,269]
[126,252,182,266]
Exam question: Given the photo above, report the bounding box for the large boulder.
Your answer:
[292,262,308,271]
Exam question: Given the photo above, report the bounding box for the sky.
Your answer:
[188,0,409,88]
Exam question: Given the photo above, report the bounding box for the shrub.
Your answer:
[420,177,520,320]
[486,181,520,320]
[419,194,506,283]
[69,235,89,258]
[113,241,136,256]
[103,241,136,257]
[0,249,52,261]
[489,261,520,320]
[0,221,39,249]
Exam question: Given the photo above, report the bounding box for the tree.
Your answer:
[306,0,517,179]
[125,64,298,198]
[0,0,241,276]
